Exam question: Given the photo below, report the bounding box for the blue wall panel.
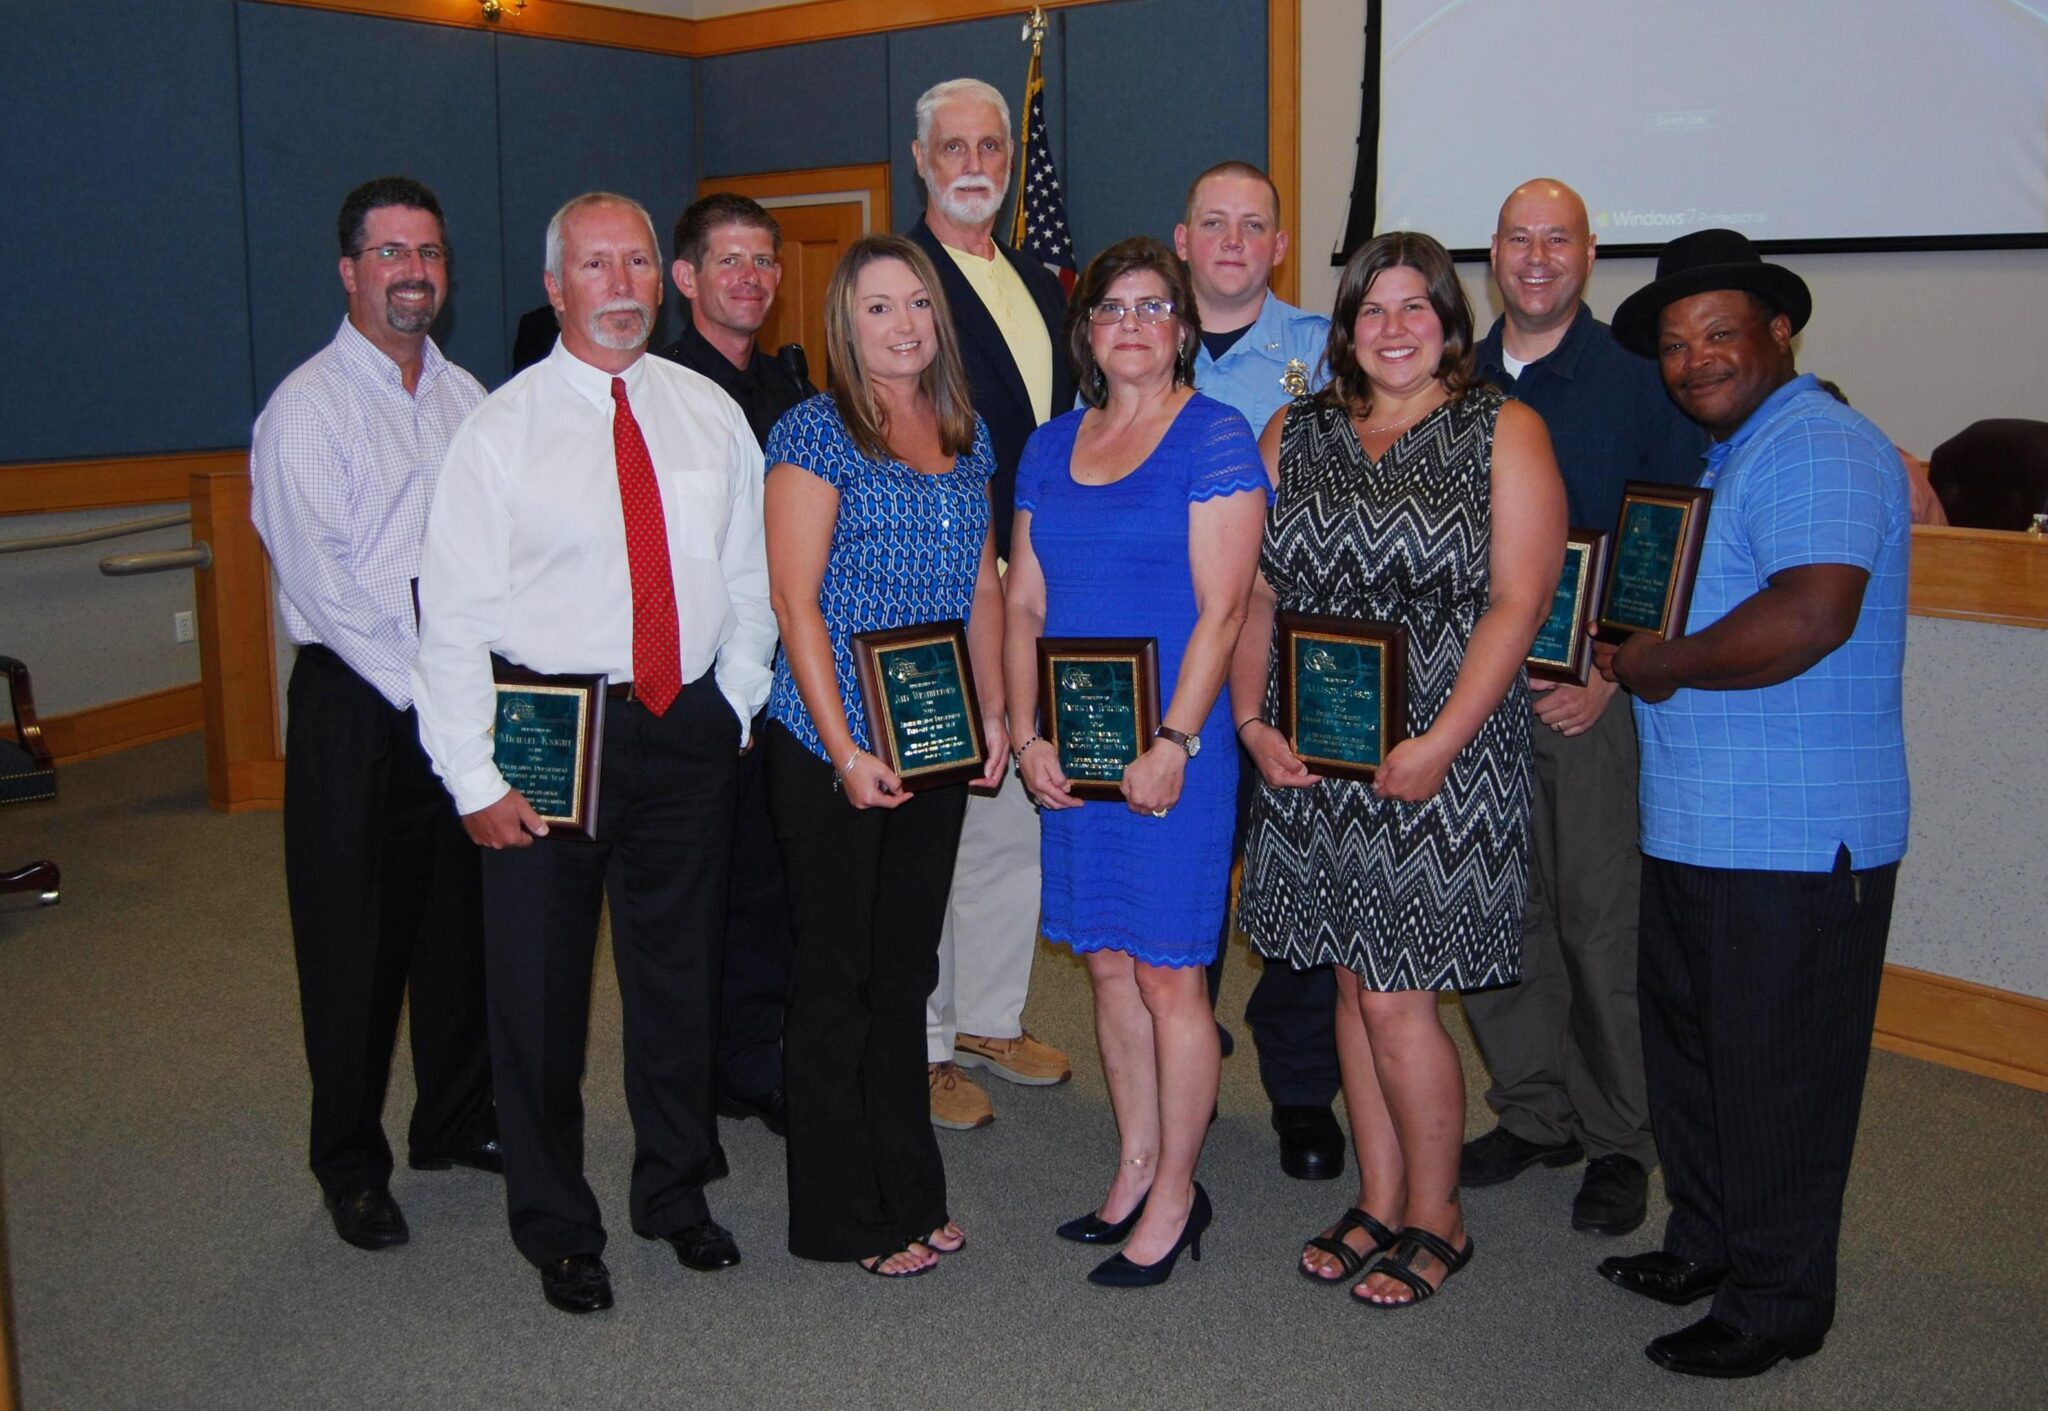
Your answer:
[494,36,696,368]
[884,15,1067,237]
[1065,0,1267,264]
[697,36,890,180]
[238,3,503,405]
[0,0,252,461]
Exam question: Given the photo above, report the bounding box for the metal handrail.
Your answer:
[102,545,213,575]
[0,510,192,554]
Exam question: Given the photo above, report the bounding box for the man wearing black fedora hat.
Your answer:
[1592,229,1912,1378]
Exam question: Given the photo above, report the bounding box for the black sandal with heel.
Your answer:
[1300,1207,1399,1284]
[1352,1227,1473,1309]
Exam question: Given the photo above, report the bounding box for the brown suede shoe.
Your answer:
[928,1061,995,1129]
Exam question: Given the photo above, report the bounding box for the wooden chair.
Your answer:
[0,655,59,906]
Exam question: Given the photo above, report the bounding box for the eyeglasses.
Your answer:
[1086,297,1177,326]
[349,243,450,266]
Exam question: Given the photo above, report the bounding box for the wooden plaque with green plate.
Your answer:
[1598,482,1711,642]
[1036,637,1161,802]
[1275,612,1408,783]
[851,620,987,792]
[492,664,606,841]
[1528,527,1611,685]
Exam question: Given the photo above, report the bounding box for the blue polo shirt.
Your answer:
[1475,304,1705,527]
[1635,374,1911,873]
[1192,293,1329,438]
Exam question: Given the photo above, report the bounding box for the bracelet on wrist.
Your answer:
[831,748,864,794]
[1236,717,1264,736]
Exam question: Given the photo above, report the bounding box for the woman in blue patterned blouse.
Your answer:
[762,234,1010,1279]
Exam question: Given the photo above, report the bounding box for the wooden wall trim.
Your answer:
[690,0,1097,55]
[0,451,247,516]
[1873,963,2048,1093]
[0,682,205,765]
[258,0,698,56]
[699,162,890,207]
[255,0,1105,58]
[1268,0,1300,307]
[1909,526,2048,630]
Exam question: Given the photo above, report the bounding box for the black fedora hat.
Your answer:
[1611,228,1811,357]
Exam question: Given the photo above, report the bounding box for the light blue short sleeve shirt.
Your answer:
[1192,293,1329,437]
[1635,374,1911,872]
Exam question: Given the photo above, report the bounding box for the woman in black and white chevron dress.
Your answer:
[1231,231,1564,1309]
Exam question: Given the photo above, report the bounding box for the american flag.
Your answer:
[1010,47,1077,295]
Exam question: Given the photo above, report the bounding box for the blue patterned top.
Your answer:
[1635,374,1911,872]
[764,393,995,761]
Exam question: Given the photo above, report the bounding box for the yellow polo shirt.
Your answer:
[940,243,1053,426]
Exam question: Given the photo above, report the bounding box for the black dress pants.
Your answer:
[1639,846,1897,1342]
[480,671,739,1267]
[766,723,961,1262]
[283,645,493,1200]
[716,708,793,1103]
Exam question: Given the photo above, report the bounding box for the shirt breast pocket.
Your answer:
[661,471,731,560]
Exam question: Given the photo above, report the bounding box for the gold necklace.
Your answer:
[1352,399,1441,436]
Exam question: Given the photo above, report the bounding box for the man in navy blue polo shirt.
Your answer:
[1594,230,1911,1379]
[1458,180,1703,1237]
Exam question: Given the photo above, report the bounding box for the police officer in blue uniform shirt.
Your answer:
[1172,161,1341,1181]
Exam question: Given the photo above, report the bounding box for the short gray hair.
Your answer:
[914,78,1012,151]
[544,192,659,281]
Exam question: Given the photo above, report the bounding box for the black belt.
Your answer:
[606,680,641,702]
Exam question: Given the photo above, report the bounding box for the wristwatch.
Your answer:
[1155,726,1201,758]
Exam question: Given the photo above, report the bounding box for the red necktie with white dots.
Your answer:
[610,376,681,716]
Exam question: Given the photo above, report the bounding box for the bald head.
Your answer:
[1490,178,1595,351]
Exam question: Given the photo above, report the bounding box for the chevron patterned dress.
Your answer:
[1238,387,1532,992]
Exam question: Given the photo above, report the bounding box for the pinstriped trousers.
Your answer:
[1639,846,1897,1342]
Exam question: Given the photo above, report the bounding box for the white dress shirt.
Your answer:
[250,317,485,709]
[412,340,775,816]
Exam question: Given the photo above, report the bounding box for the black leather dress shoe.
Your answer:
[540,1253,614,1314]
[1572,1154,1649,1235]
[1459,1125,1584,1186]
[1646,1315,1823,1378]
[1272,1104,1346,1181]
[715,1087,788,1137]
[664,1218,742,1271]
[1597,1250,1729,1305]
[326,1187,409,1251]
[408,1138,504,1174]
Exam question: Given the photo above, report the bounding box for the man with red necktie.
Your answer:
[414,192,776,1316]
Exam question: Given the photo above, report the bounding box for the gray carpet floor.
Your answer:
[1,735,2044,1411]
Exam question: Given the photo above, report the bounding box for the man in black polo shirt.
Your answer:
[1457,179,1705,1236]
[657,193,813,443]
[656,192,813,1138]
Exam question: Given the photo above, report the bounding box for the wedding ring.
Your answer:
[1150,808,1169,818]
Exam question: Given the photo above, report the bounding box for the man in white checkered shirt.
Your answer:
[251,176,500,1256]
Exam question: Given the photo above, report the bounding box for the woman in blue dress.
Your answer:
[1005,237,1267,1287]
[763,235,1010,1278]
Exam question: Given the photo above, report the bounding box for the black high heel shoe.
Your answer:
[1086,1183,1211,1287]
[1056,1190,1149,1245]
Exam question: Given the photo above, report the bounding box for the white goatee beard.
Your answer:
[588,299,653,351]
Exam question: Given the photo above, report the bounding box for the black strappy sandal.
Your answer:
[1300,1207,1399,1285]
[1351,1226,1474,1309]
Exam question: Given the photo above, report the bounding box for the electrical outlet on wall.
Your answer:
[174,610,195,644]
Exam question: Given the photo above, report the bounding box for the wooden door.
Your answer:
[697,163,890,389]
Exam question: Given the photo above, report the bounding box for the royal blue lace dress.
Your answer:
[1015,394,1268,967]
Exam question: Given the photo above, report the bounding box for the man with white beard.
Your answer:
[414,192,775,1314]
[906,77,1077,1129]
